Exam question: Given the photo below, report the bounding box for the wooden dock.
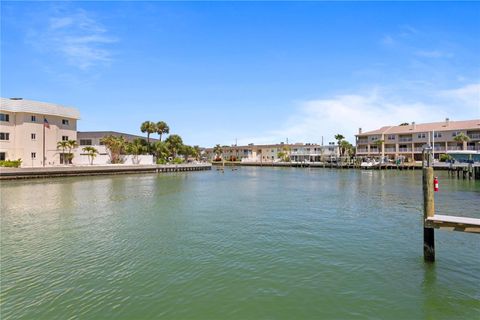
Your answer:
[422,148,480,262]
[0,163,211,180]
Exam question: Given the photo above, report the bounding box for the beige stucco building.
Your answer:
[0,97,80,167]
[356,119,480,162]
[205,143,340,163]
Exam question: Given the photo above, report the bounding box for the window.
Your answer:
[0,152,5,161]
[0,114,9,122]
[0,132,10,140]
[371,136,378,141]
[31,133,36,140]
[62,119,69,125]
[387,135,395,140]
[79,139,92,146]
[434,132,442,138]
[452,131,461,137]
[417,133,426,139]
[31,115,37,122]
[31,152,36,159]
[62,136,69,141]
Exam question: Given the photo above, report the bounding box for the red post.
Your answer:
[434,176,439,192]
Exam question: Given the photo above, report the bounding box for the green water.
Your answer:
[1,168,479,319]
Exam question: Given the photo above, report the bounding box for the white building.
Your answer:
[0,97,80,167]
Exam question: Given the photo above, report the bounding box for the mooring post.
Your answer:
[423,147,435,262]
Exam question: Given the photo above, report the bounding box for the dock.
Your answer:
[421,148,480,262]
[0,163,211,180]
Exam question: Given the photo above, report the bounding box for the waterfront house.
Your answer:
[356,119,480,162]
[0,97,80,167]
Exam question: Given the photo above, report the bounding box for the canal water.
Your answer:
[1,168,479,319]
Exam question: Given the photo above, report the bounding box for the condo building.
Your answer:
[0,97,80,167]
[356,119,480,161]
[205,143,340,162]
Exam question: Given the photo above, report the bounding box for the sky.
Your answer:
[2,1,479,147]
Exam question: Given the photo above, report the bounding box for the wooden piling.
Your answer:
[423,151,435,262]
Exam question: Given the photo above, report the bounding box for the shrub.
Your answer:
[439,154,452,162]
[0,159,22,167]
[156,158,167,165]
[171,157,184,164]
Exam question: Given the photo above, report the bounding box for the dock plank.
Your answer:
[426,215,480,234]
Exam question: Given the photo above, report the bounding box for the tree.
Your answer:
[57,140,69,164]
[140,121,157,151]
[126,138,148,164]
[277,146,291,162]
[374,139,384,154]
[192,145,201,161]
[213,144,223,161]
[100,135,127,164]
[66,140,77,164]
[82,146,99,165]
[156,121,170,142]
[453,132,470,149]
[152,141,170,163]
[339,140,354,158]
[165,134,183,158]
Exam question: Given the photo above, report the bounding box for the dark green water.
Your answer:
[1,168,479,319]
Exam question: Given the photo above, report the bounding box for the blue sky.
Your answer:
[2,1,479,146]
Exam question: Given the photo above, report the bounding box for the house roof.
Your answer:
[0,97,80,119]
[357,119,480,136]
[78,131,158,142]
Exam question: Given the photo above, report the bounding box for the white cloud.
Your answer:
[236,84,480,146]
[264,90,447,144]
[440,83,480,111]
[28,9,117,70]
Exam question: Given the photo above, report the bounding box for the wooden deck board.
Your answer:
[426,215,480,234]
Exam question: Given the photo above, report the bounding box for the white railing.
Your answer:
[357,140,368,144]
[468,133,480,139]
[385,148,396,152]
[399,138,413,142]
[447,146,462,151]
[399,148,412,152]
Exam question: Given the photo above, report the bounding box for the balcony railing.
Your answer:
[467,146,480,151]
[399,148,412,152]
[447,146,462,151]
[385,148,396,152]
[399,138,413,142]
[356,149,368,153]
[357,140,368,144]
[468,133,480,139]
[434,147,445,151]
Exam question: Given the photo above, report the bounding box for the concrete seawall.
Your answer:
[0,164,211,180]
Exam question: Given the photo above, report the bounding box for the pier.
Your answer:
[0,163,211,180]
[422,148,480,262]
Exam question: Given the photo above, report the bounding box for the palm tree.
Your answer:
[140,121,157,150]
[152,141,169,163]
[156,121,170,142]
[101,135,127,164]
[57,140,69,164]
[165,134,183,159]
[82,146,99,165]
[453,132,470,150]
[66,140,78,164]
[126,138,147,164]
[213,144,223,161]
[192,145,201,161]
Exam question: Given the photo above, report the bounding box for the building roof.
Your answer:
[357,119,480,136]
[78,131,158,142]
[0,97,80,119]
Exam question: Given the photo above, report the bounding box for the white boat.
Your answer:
[361,160,380,168]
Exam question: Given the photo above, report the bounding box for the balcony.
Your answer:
[399,148,412,152]
[447,146,462,151]
[434,146,445,151]
[385,148,396,152]
[468,133,480,140]
[399,138,413,142]
[467,146,480,151]
[356,149,368,153]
